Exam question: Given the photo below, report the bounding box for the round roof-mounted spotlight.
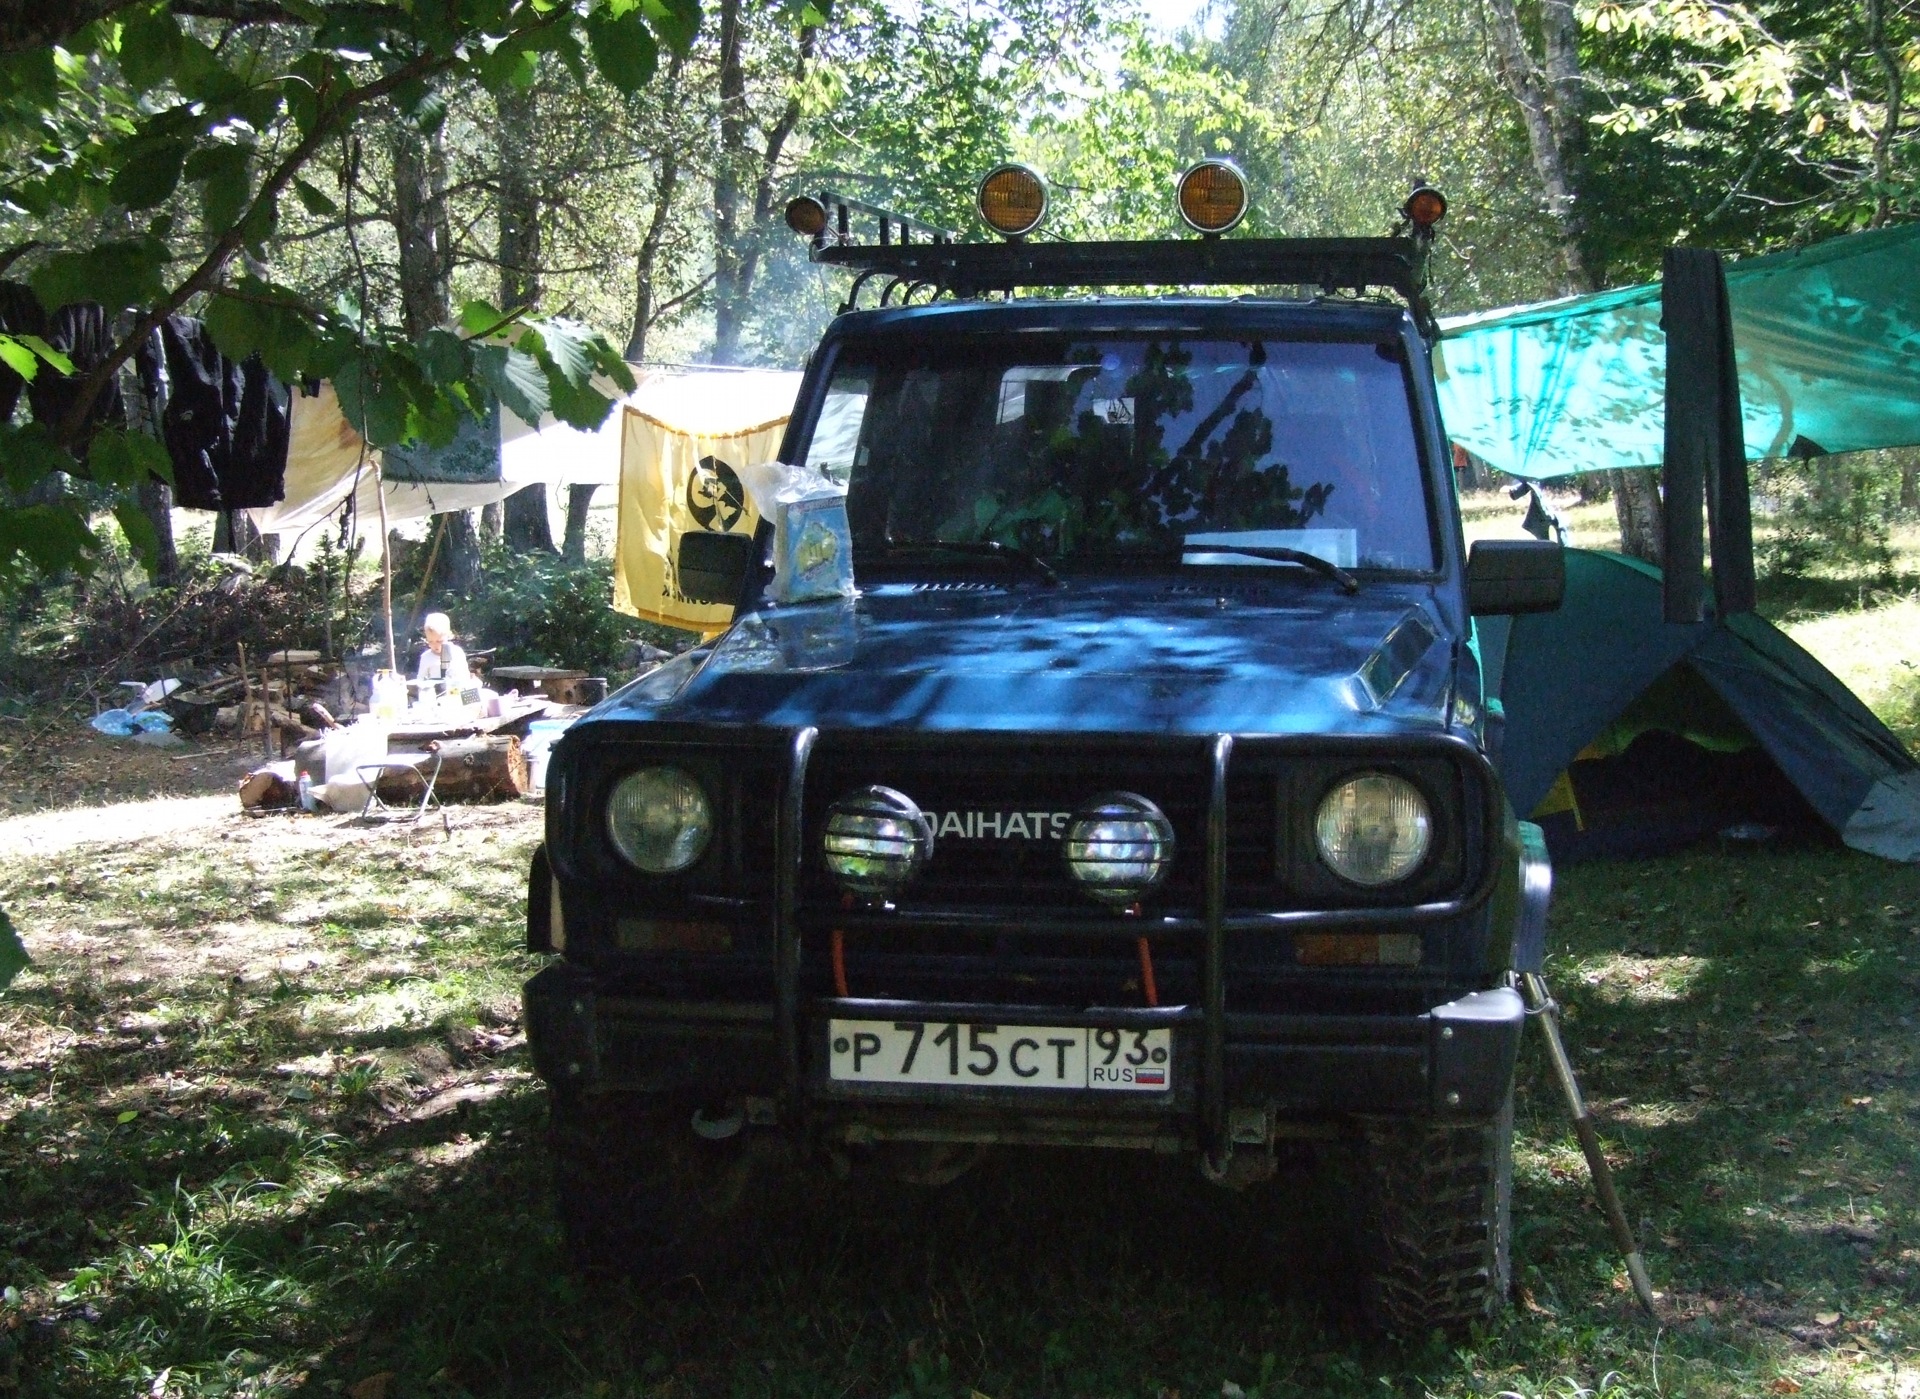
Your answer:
[785,195,829,239]
[1177,159,1250,236]
[1403,184,1448,232]
[977,164,1049,240]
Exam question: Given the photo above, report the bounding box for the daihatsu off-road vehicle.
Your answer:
[523,163,1564,1336]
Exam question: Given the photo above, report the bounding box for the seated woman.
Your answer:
[415,611,471,695]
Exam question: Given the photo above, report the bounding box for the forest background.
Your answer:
[0,0,1911,616]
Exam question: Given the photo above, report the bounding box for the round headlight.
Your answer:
[824,786,934,899]
[607,766,713,874]
[1314,772,1432,886]
[1064,792,1175,906]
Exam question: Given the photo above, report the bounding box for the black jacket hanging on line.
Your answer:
[136,316,289,510]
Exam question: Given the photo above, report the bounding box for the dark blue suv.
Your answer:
[524,189,1563,1336]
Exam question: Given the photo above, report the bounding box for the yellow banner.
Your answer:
[612,405,788,632]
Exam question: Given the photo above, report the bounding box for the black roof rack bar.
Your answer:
[813,189,958,249]
[811,235,1436,333]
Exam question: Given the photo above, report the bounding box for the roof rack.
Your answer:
[788,187,1441,334]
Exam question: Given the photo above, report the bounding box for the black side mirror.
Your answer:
[1467,539,1564,615]
[676,531,757,606]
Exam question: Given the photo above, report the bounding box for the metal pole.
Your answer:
[1520,971,1658,1316]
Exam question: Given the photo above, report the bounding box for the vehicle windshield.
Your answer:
[806,335,1436,572]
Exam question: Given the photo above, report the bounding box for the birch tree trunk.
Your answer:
[1485,0,1663,561]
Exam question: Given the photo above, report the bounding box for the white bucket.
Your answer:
[522,718,574,799]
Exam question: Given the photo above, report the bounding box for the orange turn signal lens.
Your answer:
[1403,185,1448,229]
[1294,932,1422,966]
[977,164,1048,238]
[785,195,829,238]
[1177,159,1249,234]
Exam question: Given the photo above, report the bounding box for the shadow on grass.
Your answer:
[10,845,1920,1398]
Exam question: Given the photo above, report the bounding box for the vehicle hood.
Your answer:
[593,578,1462,737]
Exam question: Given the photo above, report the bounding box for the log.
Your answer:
[239,761,299,811]
[375,735,527,804]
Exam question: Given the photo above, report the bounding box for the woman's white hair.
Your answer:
[422,611,452,636]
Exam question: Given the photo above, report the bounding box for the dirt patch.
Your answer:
[0,712,264,818]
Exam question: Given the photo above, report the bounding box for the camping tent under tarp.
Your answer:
[1435,222,1920,479]
[1481,548,1920,862]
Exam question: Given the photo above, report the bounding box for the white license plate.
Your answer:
[827,1019,1172,1092]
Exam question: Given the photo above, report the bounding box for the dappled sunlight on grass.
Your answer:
[5,799,1920,1395]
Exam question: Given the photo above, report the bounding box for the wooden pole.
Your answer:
[376,456,397,675]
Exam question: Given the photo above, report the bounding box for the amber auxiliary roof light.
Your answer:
[977,164,1048,239]
[1177,159,1249,235]
[1403,184,1448,230]
[785,195,829,238]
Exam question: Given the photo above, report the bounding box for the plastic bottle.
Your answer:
[297,772,315,811]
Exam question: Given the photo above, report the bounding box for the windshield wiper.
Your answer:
[881,539,1062,586]
[1179,544,1360,594]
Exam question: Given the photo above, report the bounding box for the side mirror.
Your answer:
[1467,539,1564,615]
[676,531,757,606]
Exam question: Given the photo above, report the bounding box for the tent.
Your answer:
[610,368,803,631]
[1480,548,1920,862]
[1435,222,1920,479]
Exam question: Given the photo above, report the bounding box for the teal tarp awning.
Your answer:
[1434,222,1920,479]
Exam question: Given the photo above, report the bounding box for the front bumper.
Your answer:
[523,963,1523,1142]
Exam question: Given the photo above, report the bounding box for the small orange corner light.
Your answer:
[1177,158,1249,235]
[1403,184,1448,230]
[785,195,829,238]
[977,163,1049,239]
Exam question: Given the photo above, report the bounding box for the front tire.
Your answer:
[548,1090,769,1277]
[1357,1093,1513,1338]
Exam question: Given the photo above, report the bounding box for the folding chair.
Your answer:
[356,751,449,834]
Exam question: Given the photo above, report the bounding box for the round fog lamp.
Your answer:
[824,786,935,899]
[785,194,828,238]
[1314,772,1431,886]
[1064,792,1175,906]
[977,163,1048,238]
[1177,159,1249,234]
[607,766,713,874]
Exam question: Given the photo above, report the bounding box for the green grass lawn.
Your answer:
[4,794,1920,1397]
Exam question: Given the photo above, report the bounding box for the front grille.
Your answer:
[804,739,1221,911]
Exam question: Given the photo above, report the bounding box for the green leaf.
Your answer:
[17,336,73,376]
[417,328,469,385]
[30,239,170,315]
[470,343,551,424]
[458,299,507,336]
[586,10,659,94]
[0,340,38,381]
[292,177,338,218]
[0,501,99,578]
[546,369,616,431]
[116,1109,137,1124]
[641,0,703,53]
[205,285,321,382]
[186,142,253,232]
[0,909,24,993]
[110,138,190,210]
[89,429,173,490]
[117,6,185,95]
[113,496,160,570]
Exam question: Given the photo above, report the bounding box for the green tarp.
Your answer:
[1435,223,1920,479]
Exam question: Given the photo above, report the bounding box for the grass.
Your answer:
[4,794,1920,1397]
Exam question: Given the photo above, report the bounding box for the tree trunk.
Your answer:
[1612,468,1664,563]
[479,501,502,543]
[137,477,178,584]
[435,509,484,595]
[1900,457,1918,512]
[503,483,556,553]
[562,484,596,562]
[1486,0,1664,562]
[711,0,748,364]
[389,119,452,339]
